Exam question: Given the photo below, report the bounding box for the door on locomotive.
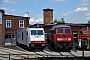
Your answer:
[78,26,90,50]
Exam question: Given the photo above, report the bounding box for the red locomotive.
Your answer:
[78,26,90,50]
[47,25,73,51]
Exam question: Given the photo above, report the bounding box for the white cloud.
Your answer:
[86,17,90,20]
[61,0,90,22]
[36,16,43,23]
[75,7,90,20]
[61,11,73,16]
[2,0,18,4]
[0,7,15,13]
[85,12,90,20]
[61,7,88,16]
[85,13,90,17]
[11,9,15,12]
[29,17,36,24]
[74,7,88,12]
[29,15,43,25]
[79,0,90,7]
[49,0,66,2]
[78,0,90,20]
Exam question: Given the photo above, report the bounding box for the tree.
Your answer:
[54,18,65,23]
[57,19,61,23]
[54,18,58,23]
[88,20,90,24]
[61,18,65,23]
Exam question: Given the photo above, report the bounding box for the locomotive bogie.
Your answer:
[29,44,46,50]
[54,42,73,50]
[29,41,46,49]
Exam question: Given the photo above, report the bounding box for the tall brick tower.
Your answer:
[0,10,5,45]
[43,8,53,24]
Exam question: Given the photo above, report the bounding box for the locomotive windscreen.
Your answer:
[31,30,43,35]
[81,27,87,30]
[57,29,63,34]
[57,28,71,34]
[65,29,71,34]
[81,26,90,30]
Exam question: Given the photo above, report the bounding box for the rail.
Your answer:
[0,54,90,60]
[0,54,38,60]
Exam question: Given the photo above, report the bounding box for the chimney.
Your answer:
[24,12,29,17]
[43,8,53,24]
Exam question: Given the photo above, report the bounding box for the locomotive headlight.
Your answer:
[42,44,45,46]
[87,38,89,40]
[57,38,62,40]
[67,38,71,40]
[31,44,34,47]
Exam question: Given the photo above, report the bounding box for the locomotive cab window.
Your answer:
[81,27,87,30]
[31,30,36,35]
[31,30,43,35]
[38,30,43,35]
[65,29,71,34]
[57,29,63,34]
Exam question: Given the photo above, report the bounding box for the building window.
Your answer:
[19,20,24,28]
[6,20,11,28]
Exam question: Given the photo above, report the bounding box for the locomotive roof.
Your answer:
[29,28,44,30]
[50,25,70,30]
[17,27,44,32]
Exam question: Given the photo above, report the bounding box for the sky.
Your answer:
[0,0,90,25]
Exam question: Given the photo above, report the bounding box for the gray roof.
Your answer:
[50,25,70,30]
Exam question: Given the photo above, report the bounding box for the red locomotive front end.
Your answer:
[47,25,73,51]
[54,28,73,43]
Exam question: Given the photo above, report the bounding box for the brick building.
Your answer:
[0,10,5,45]
[0,10,29,45]
[43,8,53,24]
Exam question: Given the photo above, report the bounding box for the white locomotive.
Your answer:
[16,27,46,50]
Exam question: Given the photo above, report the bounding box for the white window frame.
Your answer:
[6,20,11,28]
[19,20,24,28]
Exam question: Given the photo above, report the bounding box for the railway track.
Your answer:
[0,46,90,60]
[59,52,76,57]
[16,45,90,58]
[43,50,76,57]
[16,45,77,57]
